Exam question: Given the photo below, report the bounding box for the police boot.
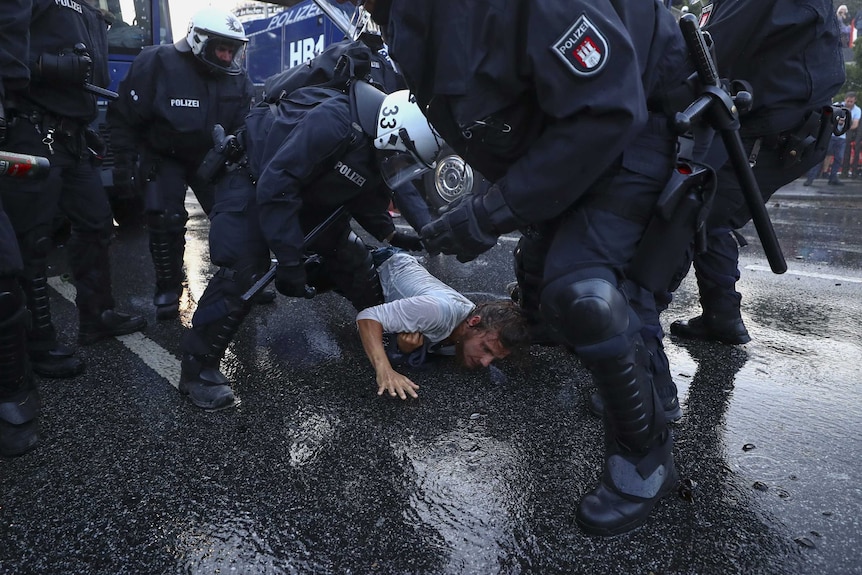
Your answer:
[178,304,251,410]
[669,310,750,345]
[148,215,186,320]
[22,269,85,378]
[576,343,677,536]
[0,283,41,457]
[78,309,148,345]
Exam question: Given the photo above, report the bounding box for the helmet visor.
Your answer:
[202,37,247,75]
[379,151,432,189]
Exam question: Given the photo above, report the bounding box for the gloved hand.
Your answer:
[36,51,92,85]
[275,263,314,298]
[389,231,424,252]
[421,194,499,263]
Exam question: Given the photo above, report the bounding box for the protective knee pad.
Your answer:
[541,274,629,351]
[513,236,548,312]
[330,232,383,311]
[146,211,187,234]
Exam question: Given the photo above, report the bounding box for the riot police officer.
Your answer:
[667,0,845,345]
[0,0,146,380]
[178,77,436,410]
[338,0,691,536]
[107,8,255,320]
[0,0,41,457]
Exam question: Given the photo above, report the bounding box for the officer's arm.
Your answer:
[356,318,420,400]
[486,5,648,230]
[347,184,396,241]
[256,110,351,267]
[702,0,777,77]
[106,50,157,156]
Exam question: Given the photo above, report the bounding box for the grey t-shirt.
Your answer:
[356,252,475,343]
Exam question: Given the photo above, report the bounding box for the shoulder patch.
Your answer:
[699,4,714,27]
[551,14,609,77]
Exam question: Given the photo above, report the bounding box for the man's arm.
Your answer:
[356,318,420,400]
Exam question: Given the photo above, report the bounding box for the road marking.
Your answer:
[745,265,862,284]
[47,275,181,386]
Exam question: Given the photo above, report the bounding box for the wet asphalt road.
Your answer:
[1,177,861,575]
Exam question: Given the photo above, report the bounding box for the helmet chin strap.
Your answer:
[398,128,429,168]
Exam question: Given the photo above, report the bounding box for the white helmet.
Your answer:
[180,8,248,76]
[353,81,443,188]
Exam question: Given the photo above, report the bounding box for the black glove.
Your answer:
[389,231,424,252]
[275,264,314,298]
[36,51,92,85]
[420,194,499,263]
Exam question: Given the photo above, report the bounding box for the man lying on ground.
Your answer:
[357,248,531,399]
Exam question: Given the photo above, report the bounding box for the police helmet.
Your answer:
[178,8,248,76]
[353,81,443,188]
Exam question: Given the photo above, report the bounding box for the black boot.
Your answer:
[22,269,85,378]
[576,343,678,536]
[78,309,147,345]
[0,283,41,457]
[670,310,750,345]
[178,354,235,410]
[148,215,186,320]
[178,300,251,410]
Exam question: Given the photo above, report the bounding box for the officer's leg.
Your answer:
[541,207,676,536]
[510,230,559,345]
[15,228,86,377]
[144,157,189,319]
[60,158,146,345]
[319,229,383,311]
[0,126,85,377]
[179,173,268,409]
[588,282,682,423]
[390,180,433,233]
[0,276,41,457]
[669,226,751,344]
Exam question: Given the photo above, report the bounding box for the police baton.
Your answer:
[240,205,349,303]
[674,13,786,274]
[0,151,51,180]
[84,82,119,101]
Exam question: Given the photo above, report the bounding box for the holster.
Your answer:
[627,161,716,293]
[778,106,836,170]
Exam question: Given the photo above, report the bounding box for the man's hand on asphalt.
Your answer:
[376,367,420,400]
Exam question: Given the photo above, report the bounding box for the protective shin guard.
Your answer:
[21,265,85,378]
[576,343,677,536]
[148,213,186,319]
[0,285,41,457]
[330,233,383,311]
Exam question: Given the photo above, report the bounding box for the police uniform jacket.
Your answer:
[22,0,109,122]
[0,0,31,102]
[701,0,845,137]
[247,86,394,267]
[107,44,254,168]
[384,0,689,231]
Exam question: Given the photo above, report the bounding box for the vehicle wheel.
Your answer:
[422,146,474,210]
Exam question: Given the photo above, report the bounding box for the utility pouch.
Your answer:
[627,161,716,293]
[780,108,827,169]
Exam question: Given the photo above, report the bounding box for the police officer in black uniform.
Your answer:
[667,0,845,345]
[177,75,435,410]
[335,0,691,535]
[0,0,146,380]
[0,0,42,457]
[107,8,255,320]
